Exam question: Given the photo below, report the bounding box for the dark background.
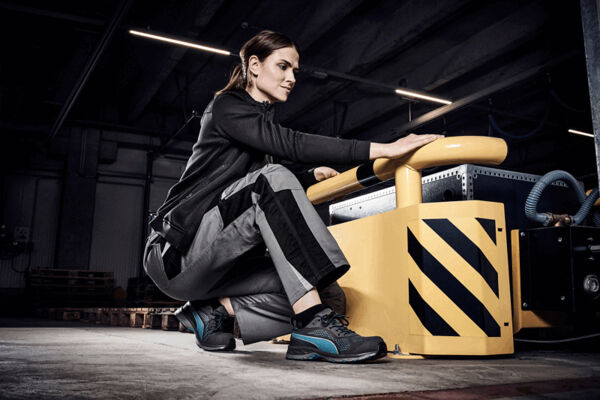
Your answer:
[0,0,597,307]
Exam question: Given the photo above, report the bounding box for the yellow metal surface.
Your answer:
[307,136,508,204]
[331,201,514,356]
[510,230,569,333]
[387,353,426,360]
[308,136,511,355]
[271,334,291,344]
[395,166,422,208]
[588,189,600,207]
[374,136,507,181]
[308,165,366,204]
[307,164,364,205]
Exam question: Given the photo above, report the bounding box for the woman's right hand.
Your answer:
[369,133,443,160]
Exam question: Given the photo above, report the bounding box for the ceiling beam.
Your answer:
[164,0,367,109]
[0,2,104,26]
[49,0,133,140]
[158,0,265,107]
[353,51,558,140]
[278,0,476,124]
[304,1,549,138]
[287,0,366,52]
[126,1,226,123]
[365,50,578,142]
[348,52,547,140]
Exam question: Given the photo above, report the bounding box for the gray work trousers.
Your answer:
[144,164,349,344]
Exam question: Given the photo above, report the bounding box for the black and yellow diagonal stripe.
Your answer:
[407,217,504,338]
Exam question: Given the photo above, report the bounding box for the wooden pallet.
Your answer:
[134,300,185,307]
[37,307,188,332]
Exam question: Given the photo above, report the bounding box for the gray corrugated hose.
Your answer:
[524,170,600,226]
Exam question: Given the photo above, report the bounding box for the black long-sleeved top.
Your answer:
[151,89,371,251]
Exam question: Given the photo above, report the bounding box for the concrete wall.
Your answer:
[0,128,189,291]
[0,173,62,289]
[89,147,185,289]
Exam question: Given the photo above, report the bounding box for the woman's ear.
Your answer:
[248,55,261,78]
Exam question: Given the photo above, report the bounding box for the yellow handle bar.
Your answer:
[306,136,508,207]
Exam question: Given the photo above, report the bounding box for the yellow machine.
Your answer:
[306,136,514,356]
[510,230,569,334]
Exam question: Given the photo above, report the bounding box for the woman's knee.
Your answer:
[258,164,302,192]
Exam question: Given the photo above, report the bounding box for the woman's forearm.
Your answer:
[369,142,390,159]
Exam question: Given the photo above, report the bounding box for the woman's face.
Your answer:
[248,46,299,103]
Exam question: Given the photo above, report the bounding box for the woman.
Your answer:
[144,30,441,363]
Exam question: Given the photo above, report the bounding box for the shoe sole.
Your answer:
[286,341,387,363]
[174,307,236,352]
[196,337,236,352]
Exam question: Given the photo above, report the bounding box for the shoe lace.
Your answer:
[206,309,228,334]
[321,311,355,336]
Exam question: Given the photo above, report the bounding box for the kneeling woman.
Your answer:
[144,30,441,363]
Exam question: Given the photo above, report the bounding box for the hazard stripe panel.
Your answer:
[407,227,501,337]
[355,160,380,187]
[409,280,458,336]
[476,217,497,244]
[408,258,489,337]
[423,218,499,297]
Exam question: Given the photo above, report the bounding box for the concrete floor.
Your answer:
[1,318,599,400]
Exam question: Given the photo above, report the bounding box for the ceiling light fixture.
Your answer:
[395,88,452,105]
[129,30,232,56]
[129,29,452,105]
[568,128,594,138]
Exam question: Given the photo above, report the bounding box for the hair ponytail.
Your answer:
[215,63,246,96]
[215,30,296,97]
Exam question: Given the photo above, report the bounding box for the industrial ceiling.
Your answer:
[0,0,596,184]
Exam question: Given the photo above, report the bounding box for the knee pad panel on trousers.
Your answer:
[259,164,303,192]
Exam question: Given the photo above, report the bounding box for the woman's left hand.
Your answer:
[314,166,339,182]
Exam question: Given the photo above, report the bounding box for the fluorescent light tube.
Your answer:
[395,89,452,105]
[130,29,452,106]
[129,30,231,56]
[568,129,594,138]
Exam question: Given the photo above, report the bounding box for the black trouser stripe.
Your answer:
[409,280,459,336]
[407,227,501,337]
[256,175,347,288]
[423,218,499,297]
[218,186,254,227]
[217,174,345,288]
[356,161,380,187]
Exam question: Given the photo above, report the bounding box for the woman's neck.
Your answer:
[245,87,274,104]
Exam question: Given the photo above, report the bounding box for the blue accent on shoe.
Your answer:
[291,333,339,355]
[192,310,205,338]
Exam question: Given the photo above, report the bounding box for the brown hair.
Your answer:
[215,30,296,96]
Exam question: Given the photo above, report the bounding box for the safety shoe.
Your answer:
[174,302,235,351]
[286,307,387,363]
